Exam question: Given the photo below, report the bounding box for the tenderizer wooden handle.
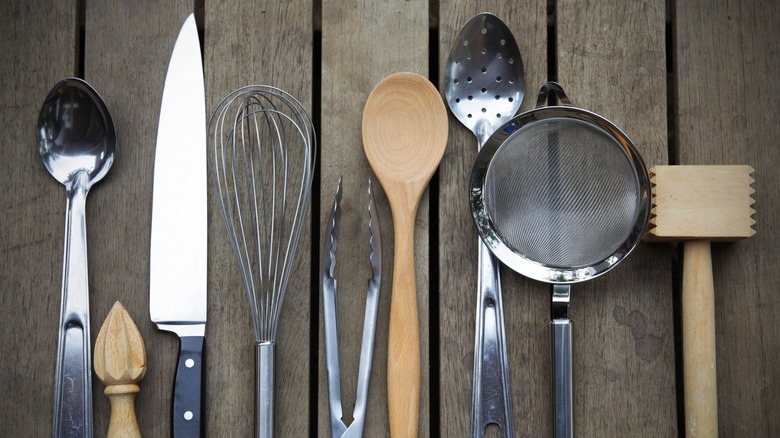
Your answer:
[682,240,717,437]
[94,301,147,438]
[646,165,755,437]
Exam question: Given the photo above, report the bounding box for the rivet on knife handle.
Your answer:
[173,336,204,436]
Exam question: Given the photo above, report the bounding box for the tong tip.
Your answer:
[322,177,343,279]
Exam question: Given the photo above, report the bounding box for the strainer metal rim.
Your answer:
[469,105,651,284]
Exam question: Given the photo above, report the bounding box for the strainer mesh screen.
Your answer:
[484,117,641,269]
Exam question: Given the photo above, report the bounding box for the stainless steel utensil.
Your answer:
[443,12,525,437]
[38,77,116,438]
[470,82,651,438]
[323,177,382,438]
[149,14,207,438]
[210,85,316,438]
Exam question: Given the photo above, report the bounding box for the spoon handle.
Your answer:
[471,241,514,437]
[387,209,420,437]
[53,175,93,438]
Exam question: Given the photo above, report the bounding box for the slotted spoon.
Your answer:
[444,12,525,437]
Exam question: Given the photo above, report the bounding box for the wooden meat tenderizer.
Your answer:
[94,301,147,438]
[645,165,755,438]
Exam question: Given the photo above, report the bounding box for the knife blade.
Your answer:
[149,13,207,438]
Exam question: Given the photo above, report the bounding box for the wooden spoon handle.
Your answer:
[682,240,718,437]
[387,209,420,437]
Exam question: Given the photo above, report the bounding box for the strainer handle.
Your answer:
[551,285,573,438]
[535,82,573,109]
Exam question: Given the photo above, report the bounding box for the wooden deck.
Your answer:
[1,0,777,436]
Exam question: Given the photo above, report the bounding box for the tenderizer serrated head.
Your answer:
[645,165,755,242]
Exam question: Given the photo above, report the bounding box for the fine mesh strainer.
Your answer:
[470,82,651,437]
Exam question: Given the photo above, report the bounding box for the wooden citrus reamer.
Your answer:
[94,301,147,438]
[645,165,755,437]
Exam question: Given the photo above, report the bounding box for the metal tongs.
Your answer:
[322,177,382,438]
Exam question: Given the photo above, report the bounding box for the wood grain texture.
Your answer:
[1,1,778,436]
[206,1,314,436]
[0,1,77,436]
[675,0,780,435]
[648,165,756,241]
[556,0,677,435]
[438,2,549,437]
[320,1,431,436]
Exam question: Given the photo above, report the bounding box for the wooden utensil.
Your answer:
[645,165,755,438]
[362,72,448,437]
[94,301,147,438]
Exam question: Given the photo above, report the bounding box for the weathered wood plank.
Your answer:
[1,2,778,437]
[0,1,77,436]
[82,1,194,436]
[556,0,676,436]
[319,0,430,436]
[205,1,314,436]
[438,2,548,437]
[675,1,780,435]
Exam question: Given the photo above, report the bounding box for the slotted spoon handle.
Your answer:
[387,207,421,437]
[472,241,514,437]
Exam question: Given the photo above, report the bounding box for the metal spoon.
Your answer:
[38,77,116,438]
[443,12,525,437]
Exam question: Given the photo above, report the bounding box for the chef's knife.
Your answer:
[149,13,207,438]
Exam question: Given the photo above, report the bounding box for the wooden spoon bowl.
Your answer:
[362,72,448,437]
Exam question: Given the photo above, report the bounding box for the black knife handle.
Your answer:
[173,335,204,437]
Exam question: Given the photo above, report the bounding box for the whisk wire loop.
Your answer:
[210,85,316,343]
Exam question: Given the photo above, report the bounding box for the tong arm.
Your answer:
[323,177,382,438]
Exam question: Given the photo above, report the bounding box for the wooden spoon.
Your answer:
[362,72,448,437]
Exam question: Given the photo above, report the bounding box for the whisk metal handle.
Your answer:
[256,342,275,438]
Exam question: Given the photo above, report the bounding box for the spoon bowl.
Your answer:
[362,72,448,437]
[444,12,525,145]
[38,77,116,438]
[39,78,116,188]
[363,72,448,191]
